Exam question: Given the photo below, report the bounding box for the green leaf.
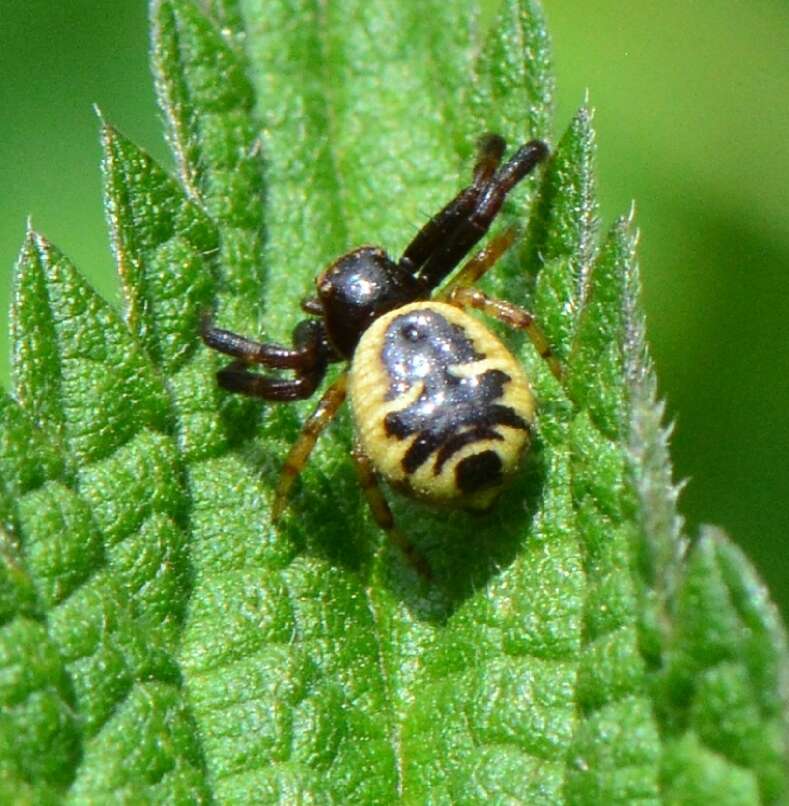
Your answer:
[4,229,209,800]
[657,528,789,804]
[151,0,265,331]
[12,229,171,471]
[527,104,598,363]
[101,119,218,375]
[0,0,786,802]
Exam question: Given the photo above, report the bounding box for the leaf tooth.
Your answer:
[12,227,67,449]
[621,219,687,606]
[101,119,218,374]
[529,103,598,281]
[151,0,257,211]
[12,229,170,469]
[0,391,65,543]
[15,474,209,798]
[526,104,599,363]
[565,213,636,437]
[151,0,265,328]
[0,612,80,793]
[658,527,789,802]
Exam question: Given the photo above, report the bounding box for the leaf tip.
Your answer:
[578,91,595,121]
[98,117,120,162]
[148,0,172,66]
[611,208,639,253]
[626,199,638,227]
[18,222,47,265]
[95,108,120,158]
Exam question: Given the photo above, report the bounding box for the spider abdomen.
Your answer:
[349,301,536,510]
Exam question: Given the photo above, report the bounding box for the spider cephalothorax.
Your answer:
[202,134,560,575]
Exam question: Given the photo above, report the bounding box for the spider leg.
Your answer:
[216,360,327,401]
[351,443,432,579]
[436,227,517,299]
[473,133,506,185]
[398,133,507,276]
[446,286,563,382]
[202,316,332,370]
[272,372,348,521]
[415,139,548,292]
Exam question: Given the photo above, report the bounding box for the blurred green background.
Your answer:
[1,2,787,616]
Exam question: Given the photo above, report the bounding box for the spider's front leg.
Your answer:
[398,134,507,276]
[201,316,349,520]
[406,137,549,293]
[201,317,336,401]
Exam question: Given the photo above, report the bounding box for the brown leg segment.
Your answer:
[472,133,506,185]
[447,286,563,382]
[272,373,348,521]
[399,134,506,276]
[413,140,548,292]
[217,360,325,401]
[399,137,548,293]
[351,444,432,579]
[202,316,333,370]
[437,227,517,298]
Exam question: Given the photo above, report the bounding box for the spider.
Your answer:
[202,134,561,575]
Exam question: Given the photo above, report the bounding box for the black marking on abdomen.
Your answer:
[455,451,503,494]
[382,309,527,475]
[434,427,502,474]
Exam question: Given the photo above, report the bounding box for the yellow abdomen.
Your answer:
[349,301,535,510]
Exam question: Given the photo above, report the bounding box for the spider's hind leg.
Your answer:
[351,444,432,579]
[447,285,562,382]
[437,229,563,382]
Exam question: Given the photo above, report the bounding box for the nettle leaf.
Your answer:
[0,0,786,802]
